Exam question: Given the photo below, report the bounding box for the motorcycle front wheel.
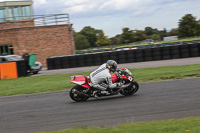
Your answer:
[120,81,139,96]
[69,85,89,102]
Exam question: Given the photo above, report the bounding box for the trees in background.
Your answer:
[110,35,120,45]
[79,26,98,47]
[75,14,200,50]
[96,30,111,47]
[120,28,135,44]
[166,28,178,36]
[75,26,111,49]
[178,14,200,37]
[74,33,90,50]
[134,30,147,41]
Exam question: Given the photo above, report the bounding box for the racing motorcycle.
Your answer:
[69,68,139,102]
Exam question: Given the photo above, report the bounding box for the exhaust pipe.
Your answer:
[72,89,89,97]
[114,83,131,93]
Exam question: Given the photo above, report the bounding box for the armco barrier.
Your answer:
[47,42,200,70]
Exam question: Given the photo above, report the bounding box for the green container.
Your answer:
[29,54,36,67]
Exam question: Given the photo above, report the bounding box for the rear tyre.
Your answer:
[120,81,139,96]
[69,85,89,102]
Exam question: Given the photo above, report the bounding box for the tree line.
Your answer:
[74,14,200,50]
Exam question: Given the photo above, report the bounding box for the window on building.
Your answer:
[21,6,31,20]
[9,7,19,21]
[9,8,13,20]
[14,7,19,20]
[25,6,31,18]
[0,45,14,55]
[0,7,6,22]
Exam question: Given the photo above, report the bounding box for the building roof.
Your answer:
[0,0,33,7]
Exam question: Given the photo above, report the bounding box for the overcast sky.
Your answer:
[1,0,200,37]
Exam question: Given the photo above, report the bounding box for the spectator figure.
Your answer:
[22,50,29,61]
[22,49,31,73]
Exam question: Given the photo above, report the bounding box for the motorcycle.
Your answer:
[69,68,139,102]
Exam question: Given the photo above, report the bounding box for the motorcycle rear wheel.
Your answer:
[69,85,89,102]
[120,81,139,96]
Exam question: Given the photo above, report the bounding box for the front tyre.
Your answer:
[120,81,139,96]
[69,85,89,102]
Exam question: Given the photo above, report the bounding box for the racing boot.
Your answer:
[106,87,113,94]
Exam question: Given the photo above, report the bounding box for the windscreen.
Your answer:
[119,68,133,76]
[7,55,21,61]
[124,68,132,76]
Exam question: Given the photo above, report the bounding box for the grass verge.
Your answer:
[37,117,200,133]
[0,64,200,96]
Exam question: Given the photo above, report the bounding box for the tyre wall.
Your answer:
[16,60,28,77]
[47,43,200,70]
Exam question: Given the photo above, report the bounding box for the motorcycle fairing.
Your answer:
[70,76,91,88]
[110,73,118,83]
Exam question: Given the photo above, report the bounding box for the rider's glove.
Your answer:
[116,73,123,81]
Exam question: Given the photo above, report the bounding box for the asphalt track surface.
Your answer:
[0,78,200,133]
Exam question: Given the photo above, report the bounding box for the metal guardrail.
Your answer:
[0,13,70,29]
[34,14,70,26]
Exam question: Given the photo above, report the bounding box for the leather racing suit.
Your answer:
[89,63,119,91]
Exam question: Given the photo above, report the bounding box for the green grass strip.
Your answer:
[37,117,200,133]
[0,64,200,96]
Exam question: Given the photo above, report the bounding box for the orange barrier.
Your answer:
[0,62,18,79]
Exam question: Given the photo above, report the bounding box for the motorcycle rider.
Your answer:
[90,60,123,97]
